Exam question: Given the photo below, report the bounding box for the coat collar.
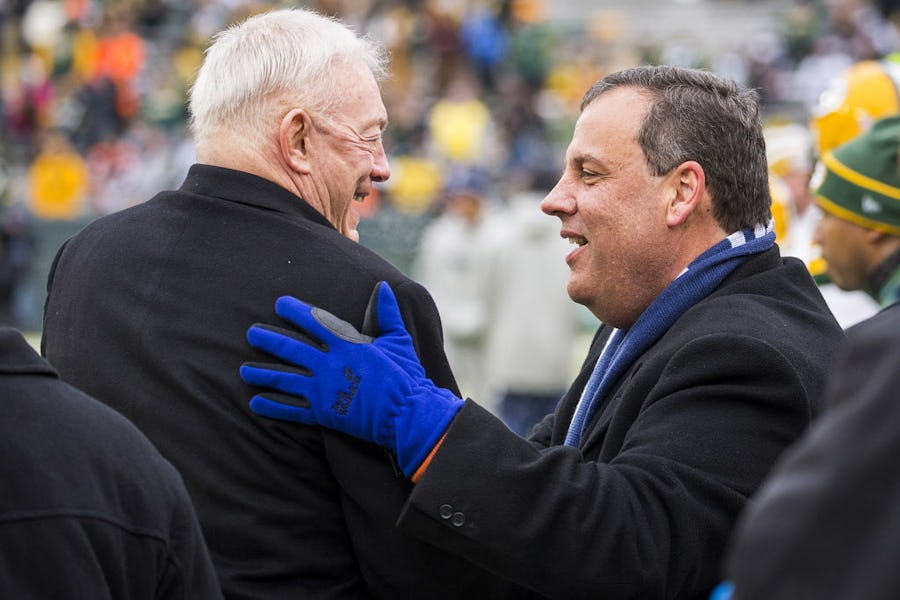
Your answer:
[180,164,337,232]
[0,327,58,377]
[552,247,786,448]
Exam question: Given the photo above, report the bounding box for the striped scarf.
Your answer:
[564,222,776,447]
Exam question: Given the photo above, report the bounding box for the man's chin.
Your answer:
[566,279,589,307]
[342,207,361,242]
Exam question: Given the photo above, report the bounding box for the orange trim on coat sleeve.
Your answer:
[411,433,447,483]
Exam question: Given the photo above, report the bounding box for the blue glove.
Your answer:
[240,282,463,477]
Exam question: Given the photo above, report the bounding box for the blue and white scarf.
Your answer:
[564,222,776,447]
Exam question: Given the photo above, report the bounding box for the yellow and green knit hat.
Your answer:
[812,114,900,236]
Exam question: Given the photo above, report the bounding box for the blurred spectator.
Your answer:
[761,122,879,329]
[825,0,899,59]
[483,172,578,436]
[68,76,122,153]
[427,70,499,167]
[93,4,145,122]
[413,168,495,405]
[26,129,88,220]
[766,122,816,257]
[809,57,900,154]
[421,0,465,93]
[385,153,444,214]
[811,113,900,308]
[493,72,555,172]
[2,51,54,152]
[506,15,554,91]
[803,56,900,325]
[85,122,187,215]
[791,1,900,108]
[2,0,900,330]
[459,0,510,93]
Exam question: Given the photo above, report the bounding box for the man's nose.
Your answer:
[541,179,574,216]
[372,143,390,183]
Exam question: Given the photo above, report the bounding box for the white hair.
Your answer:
[188,8,388,147]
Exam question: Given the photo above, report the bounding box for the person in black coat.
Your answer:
[41,8,522,599]
[722,302,900,599]
[719,112,900,600]
[0,327,222,599]
[238,65,846,599]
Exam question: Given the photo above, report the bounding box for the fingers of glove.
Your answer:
[274,295,373,345]
[240,361,313,394]
[274,296,343,347]
[249,393,315,424]
[247,323,324,364]
[241,360,310,377]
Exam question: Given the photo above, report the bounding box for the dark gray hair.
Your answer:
[581,65,771,231]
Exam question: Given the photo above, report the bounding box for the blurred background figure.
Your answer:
[765,118,880,327]
[482,170,580,436]
[413,167,494,406]
[4,0,900,342]
[426,69,501,169]
[459,0,510,94]
[808,57,900,156]
[802,55,900,325]
[26,129,87,220]
[766,122,817,261]
[811,113,900,309]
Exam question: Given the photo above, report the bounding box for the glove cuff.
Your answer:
[395,386,463,477]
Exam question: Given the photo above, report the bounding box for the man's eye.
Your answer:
[362,134,382,149]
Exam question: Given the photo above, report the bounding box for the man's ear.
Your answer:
[865,228,900,266]
[280,108,313,174]
[666,160,706,227]
[864,227,900,248]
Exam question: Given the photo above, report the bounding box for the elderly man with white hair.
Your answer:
[42,9,523,599]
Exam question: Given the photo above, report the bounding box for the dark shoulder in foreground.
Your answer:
[0,327,222,599]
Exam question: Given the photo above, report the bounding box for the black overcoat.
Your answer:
[725,301,900,599]
[0,327,222,598]
[42,164,522,599]
[397,248,845,600]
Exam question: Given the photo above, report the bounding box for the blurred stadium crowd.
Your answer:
[1,0,900,333]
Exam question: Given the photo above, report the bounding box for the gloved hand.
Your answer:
[240,282,463,477]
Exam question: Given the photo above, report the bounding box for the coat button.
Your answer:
[439,504,453,519]
[451,512,465,527]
